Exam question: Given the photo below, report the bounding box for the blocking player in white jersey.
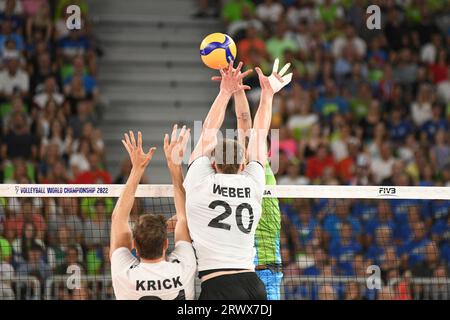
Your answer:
[183,60,292,299]
[110,127,196,300]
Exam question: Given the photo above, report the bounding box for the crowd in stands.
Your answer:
[0,0,114,300]
[212,0,450,299]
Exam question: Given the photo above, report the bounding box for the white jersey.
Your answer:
[183,156,265,272]
[111,241,196,300]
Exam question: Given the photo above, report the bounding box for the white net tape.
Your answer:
[1,184,449,199]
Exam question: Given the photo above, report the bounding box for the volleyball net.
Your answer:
[0,184,449,300]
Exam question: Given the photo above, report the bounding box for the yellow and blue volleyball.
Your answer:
[199,33,237,70]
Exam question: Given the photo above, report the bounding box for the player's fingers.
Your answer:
[239,69,253,80]
[147,147,156,160]
[211,76,222,81]
[272,58,279,74]
[182,128,191,148]
[219,68,226,77]
[228,59,234,74]
[282,73,293,84]
[240,85,251,91]
[274,73,283,82]
[255,67,264,78]
[124,133,132,149]
[163,133,169,150]
[170,124,178,144]
[129,130,136,147]
[121,139,131,154]
[235,61,243,74]
[137,131,142,150]
[177,125,186,143]
[278,62,291,77]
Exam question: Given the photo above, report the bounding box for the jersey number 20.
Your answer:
[208,200,254,234]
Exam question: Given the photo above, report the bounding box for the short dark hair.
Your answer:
[133,214,167,259]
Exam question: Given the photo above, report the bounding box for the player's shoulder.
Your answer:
[169,241,196,265]
[242,161,265,183]
[185,156,214,188]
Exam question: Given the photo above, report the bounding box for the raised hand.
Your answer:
[255,58,292,95]
[164,124,191,169]
[218,60,253,95]
[121,130,156,171]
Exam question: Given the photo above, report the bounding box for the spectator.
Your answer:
[266,21,297,61]
[0,53,29,99]
[47,226,83,271]
[315,0,343,26]
[54,245,84,275]
[11,221,45,265]
[0,254,15,300]
[429,266,450,300]
[63,55,98,98]
[370,142,395,184]
[0,0,23,32]
[68,99,96,139]
[57,30,91,64]
[256,0,283,24]
[73,152,111,184]
[82,199,110,248]
[429,129,450,172]
[69,138,91,177]
[420,33,443,65]
[398,221,431,268]
[1,111,38,160]
[25,1,51,44]
[429,49,448,84]
[113,158,131,184]
[48,198,83,244]
[318,284,337,300]
[287,93,318,135]
[278,159,309,186]
[332,24,366,59]
[0,19,24,53]
[420,103,448,141]
[324,200,361,243]
[366,226,394,265]
[313,79,349,118]
[237,26,268,65]
[412,241,442,278]
[305,144,336,181]
[33,76,64,109]
[344,281,361,300]
[221,0,255,24]
[16,245,52,282]
[411,84,434,127]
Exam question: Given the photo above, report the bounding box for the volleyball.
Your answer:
[199,32,237,69]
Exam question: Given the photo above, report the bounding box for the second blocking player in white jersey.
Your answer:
[184,59,292,299]
[110,127,196,300]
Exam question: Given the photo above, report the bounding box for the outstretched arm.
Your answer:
[212,62,252,148]
[234,86,252,148]
[110,131,156,258]
[164,124,191,243]
[247,59,292,166]
[189,60,252,164]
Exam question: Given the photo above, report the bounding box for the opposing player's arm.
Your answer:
[164,124,191,243]
[189,60,252,164]
[110,131,156,259]
[247,59,292,166]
